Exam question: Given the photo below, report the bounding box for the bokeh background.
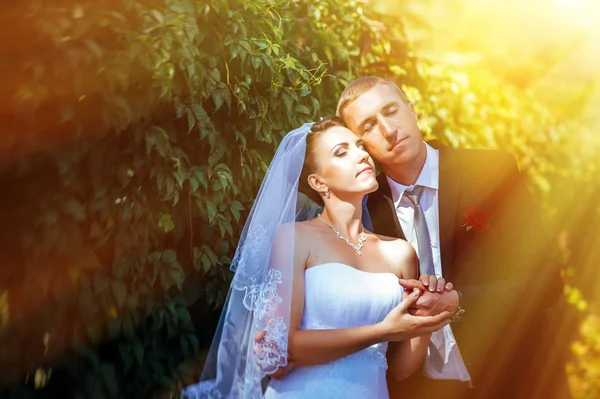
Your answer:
[0,0,598,397]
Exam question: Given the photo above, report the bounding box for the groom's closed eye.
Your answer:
[361,119,376,134]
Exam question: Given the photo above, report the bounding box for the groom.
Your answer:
[337,76,563,398]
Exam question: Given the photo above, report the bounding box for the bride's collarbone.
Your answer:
[306,239,392,275]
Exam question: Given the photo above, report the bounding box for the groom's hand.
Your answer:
[400,288,459,317]
[399,277,459,317]
[400,275,454,293]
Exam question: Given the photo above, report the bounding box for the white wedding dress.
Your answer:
[264,262,402,399]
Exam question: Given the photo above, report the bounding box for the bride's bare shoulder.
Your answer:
[372,233,418,279]
[275,219,321,241]
[293,219,322,234]
[372,232,412,250]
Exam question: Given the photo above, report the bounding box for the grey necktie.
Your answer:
[404,186,445,372]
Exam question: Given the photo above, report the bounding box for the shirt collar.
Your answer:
[385,142,439,209]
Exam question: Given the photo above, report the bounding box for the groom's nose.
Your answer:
[379,117,396,140]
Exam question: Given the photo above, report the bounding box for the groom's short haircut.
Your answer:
[336,76,408,121]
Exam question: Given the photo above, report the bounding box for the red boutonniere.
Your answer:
[462,206,489,231]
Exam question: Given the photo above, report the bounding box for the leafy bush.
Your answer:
[0,0,583,397]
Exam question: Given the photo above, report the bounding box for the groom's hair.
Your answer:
[298,116,346,206]
[336,76,408,121]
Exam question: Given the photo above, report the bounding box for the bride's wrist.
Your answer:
[372,321,390,342]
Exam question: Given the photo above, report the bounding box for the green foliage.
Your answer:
[0,0,584,397]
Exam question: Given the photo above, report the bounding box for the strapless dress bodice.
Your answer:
[264,263,403,399]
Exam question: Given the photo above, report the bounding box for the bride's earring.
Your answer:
[324,188,330,199]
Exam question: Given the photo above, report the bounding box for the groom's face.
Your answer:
[342,84,424,168]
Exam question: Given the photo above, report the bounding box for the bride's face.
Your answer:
[310,126,378,200]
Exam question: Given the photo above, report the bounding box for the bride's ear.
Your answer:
[307,174,327,197]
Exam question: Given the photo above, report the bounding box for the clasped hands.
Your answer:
[256,274,460,380]
[399,274,460,317]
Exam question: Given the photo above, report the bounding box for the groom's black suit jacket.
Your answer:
[367,142,562,398]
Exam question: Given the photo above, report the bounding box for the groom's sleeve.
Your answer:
[453,155,562,369]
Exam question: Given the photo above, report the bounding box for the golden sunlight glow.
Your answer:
[372,0,600,397]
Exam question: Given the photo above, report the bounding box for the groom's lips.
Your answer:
[392,136,408,149]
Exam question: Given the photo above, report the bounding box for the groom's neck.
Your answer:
[381,155,426,187]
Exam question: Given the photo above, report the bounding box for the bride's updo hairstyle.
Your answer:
[298,116,346,206]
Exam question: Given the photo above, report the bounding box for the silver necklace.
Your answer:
[318,213,367,256]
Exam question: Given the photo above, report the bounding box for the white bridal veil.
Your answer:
[182,122,319,398]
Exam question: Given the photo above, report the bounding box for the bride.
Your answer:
[182,117,453,398]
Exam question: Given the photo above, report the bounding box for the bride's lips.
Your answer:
[357,166,374,176]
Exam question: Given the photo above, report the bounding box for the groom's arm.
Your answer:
[405,153,561,323]
[449,154,562,371]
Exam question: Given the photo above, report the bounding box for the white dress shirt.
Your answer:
[386,143,471,382]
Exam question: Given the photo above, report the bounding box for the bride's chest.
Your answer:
[301,263,402,329]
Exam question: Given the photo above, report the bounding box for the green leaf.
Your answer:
[187,109,196,133]
[205,246,219,265]
[210,68,221,82]
[194,170,208,188]
[239,40,252,52]
[206,202,217,223]
[171,269,184,290]
[229,200,244,222]
[251,55,261,70]
[162,249,177,264]
[202,255,211,273]
[297,105,310,115]
[190,176,199,192]
[213,90,224,111]
[160,270,173,292]
[191,104,209,125]
[176,307,192,324]
[282,90,293,112]
[208,144,226,166]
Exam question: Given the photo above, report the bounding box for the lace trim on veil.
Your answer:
[232,224,288,373]
[182,123,313,399]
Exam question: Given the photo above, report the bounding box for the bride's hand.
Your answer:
[379,288,451,342]
[254,330,294,379]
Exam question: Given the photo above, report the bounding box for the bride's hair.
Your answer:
[298,116,346,206]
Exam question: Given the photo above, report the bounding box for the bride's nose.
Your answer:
[357,147,369,164]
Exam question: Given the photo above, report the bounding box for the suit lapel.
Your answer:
[435,144,461,278]
[372,173,406,240]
